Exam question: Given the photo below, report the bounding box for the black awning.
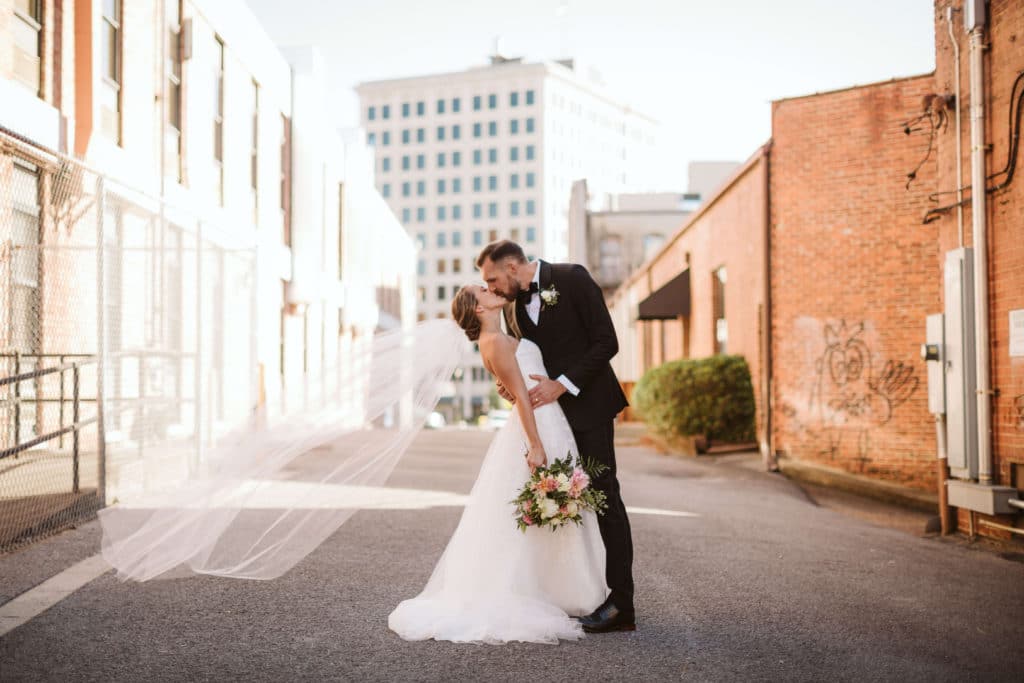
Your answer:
[638,269,690,320]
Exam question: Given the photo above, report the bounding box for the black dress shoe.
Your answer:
[578,599,636,633]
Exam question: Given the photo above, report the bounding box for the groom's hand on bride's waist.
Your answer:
[528,375,567,408]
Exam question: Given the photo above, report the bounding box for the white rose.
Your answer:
[556,473,570,492]
[541,498,560,519]
[565,501,579,516]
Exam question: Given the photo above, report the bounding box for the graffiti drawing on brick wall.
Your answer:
[783,319,919,469]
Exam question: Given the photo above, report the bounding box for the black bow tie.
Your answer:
[516,282,539,305]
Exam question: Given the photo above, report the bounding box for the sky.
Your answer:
[244,0,936,189]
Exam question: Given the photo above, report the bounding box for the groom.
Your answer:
[476,240,635,633]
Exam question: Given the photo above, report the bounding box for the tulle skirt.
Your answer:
[388,402,608,644]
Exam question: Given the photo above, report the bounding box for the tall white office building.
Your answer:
[357,56,658,419]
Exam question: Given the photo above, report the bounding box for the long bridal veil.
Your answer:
[98,319,472,581]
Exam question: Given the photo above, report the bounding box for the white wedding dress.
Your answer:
[388,338,609,644]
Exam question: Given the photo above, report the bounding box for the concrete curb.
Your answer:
[776,457,938,514]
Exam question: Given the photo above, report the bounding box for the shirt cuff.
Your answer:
[557,375,581,397]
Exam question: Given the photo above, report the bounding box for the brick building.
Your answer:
[611,1,1024,540]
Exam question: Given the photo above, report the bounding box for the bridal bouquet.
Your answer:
[512,455,607,532]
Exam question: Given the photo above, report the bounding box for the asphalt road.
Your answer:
[1,427,1023,682]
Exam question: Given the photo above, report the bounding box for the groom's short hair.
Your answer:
[476,240,526,268]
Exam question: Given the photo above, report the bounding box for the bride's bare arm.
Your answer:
[479,334,547,470]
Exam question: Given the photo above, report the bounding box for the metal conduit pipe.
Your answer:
[967,18,993,485]
[947,7,964,248]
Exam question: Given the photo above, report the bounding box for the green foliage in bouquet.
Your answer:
[512,454,608,532]
[632,354,756,445]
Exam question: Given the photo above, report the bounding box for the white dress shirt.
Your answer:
[524,261,581,397]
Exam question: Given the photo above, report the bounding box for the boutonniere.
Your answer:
[539,284,559,310]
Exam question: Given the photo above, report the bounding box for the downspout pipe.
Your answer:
[967,13,993,485]
[761,142,776,471]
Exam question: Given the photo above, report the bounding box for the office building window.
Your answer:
[714,266,728,354]
[452,151,462,166]
[437,285,446,301]
[165,0,184,180]
[452,124,461,140]
[402,129,410,144]
[402,208,411,222]
[487,148,498,164]
[437,259,446,274]
[473,203,482,218]
[488,175,497,191]
[417,180,425,196]
[510,91,519,107]
[418,259,426,276]
[453,257,462,274]
[453,231,462,247]
[452,178,462,193]
[473,229,483,245]
[367,132,377,146]
[510,147,519,162]
[511,228,520,241]
[417,154,425,169]
[473,177,482,192]
[473,122,482,138]
[437,126,446,142]
[488,121,497,136]
[526,145,536,160]
[12,0,44,94]
[437,206,447,221]
[416,128,425,143]
[488,94,497,109]
[382,183,391,198]
[402,155,410,170]
[526,89,535,105]
[526,226,536,242]
[382,131,391,146]
[473,150,482,165]
[510,119,519,135]
[402,102,410,117]
[473,95,482,110]
[437,152,446,168]
[368,105,376,121]
[452,97,461,113]
[437,179,446,194]
[382,157,391,172]
[417,207,426,222]
[213,36,225,205]
[453,205,462,220]
[488,228,499,241]
[510,174,519,189]
[382,104,391,119]
[488,202,497,218]
[416,101,425,116]
[525,199,536,215]
[437,99,445,114]
[100,0,123,142]
[510,200,520,217]
[401,181,410,197]
[437,232,447,248]
[526,117,535,133]
[526,172,535,187]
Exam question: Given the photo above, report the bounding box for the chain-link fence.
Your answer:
[0,130,258,551]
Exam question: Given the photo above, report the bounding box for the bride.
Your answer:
[388,285,608,644]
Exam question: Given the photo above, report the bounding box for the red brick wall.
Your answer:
[609,152,769,441]
[933,1,1024,526]
[770,74,941,490]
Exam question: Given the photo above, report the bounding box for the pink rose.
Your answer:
[523,515,534,526]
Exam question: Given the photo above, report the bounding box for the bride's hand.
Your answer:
[526,443,547,472]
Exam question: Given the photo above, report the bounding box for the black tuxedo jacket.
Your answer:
[506,261,628,431]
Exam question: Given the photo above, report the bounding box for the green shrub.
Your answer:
[633,354,756,446]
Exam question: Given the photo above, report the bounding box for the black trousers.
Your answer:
[572,420,634,610]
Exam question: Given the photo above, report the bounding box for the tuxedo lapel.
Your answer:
[536,260,553,326]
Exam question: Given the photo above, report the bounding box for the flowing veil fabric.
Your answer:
[98,319,472,581]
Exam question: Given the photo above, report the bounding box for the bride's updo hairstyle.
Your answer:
[451,286,482,342]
